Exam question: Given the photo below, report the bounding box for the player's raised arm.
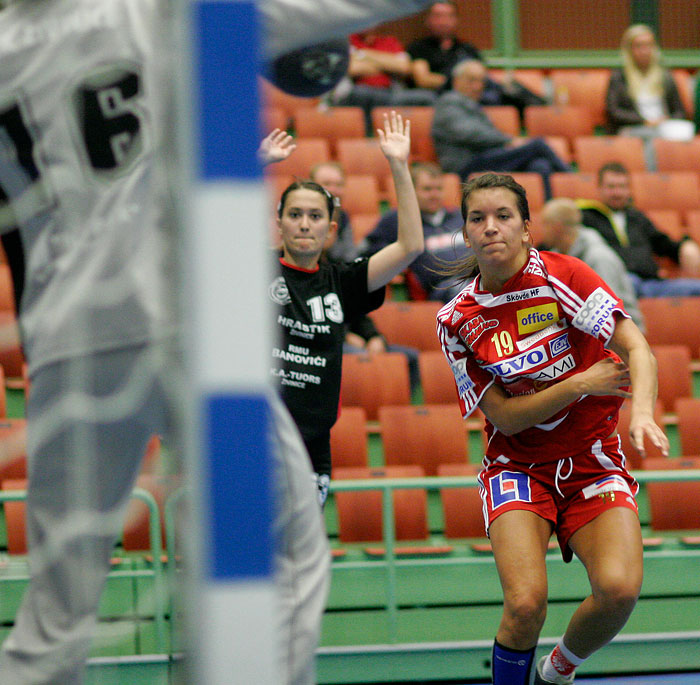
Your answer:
[366,112,423,291]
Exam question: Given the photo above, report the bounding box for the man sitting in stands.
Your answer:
[578,162,700,297]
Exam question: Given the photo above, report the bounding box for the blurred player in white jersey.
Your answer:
[0,1,432,683]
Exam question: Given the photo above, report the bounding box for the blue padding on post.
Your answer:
[193,1,261,180]
[204,394,272,579]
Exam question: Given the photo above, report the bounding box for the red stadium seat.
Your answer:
[437,463,485,539]
[340,352,411,421]
[379,404,468,476]
[330,406,368,469]
[574,136,646,173]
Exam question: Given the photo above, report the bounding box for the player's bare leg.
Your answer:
[561,507,643,656]
[489,510,552,683]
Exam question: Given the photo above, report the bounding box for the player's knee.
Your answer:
[594,567,641,615]
[504,588,548,634]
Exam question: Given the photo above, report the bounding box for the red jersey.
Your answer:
[437,249,630,466]
[350,33,406,89]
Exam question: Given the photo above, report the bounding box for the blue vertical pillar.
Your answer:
[182,2,276,682]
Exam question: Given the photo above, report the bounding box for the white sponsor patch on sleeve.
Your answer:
[451,357,475,397]
[572,287,618,338]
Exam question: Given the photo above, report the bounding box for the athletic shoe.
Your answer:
[534,655,575,684]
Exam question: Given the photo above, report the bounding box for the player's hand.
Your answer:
[258,128,296,166]
[377,111,410,164]
[628,413,669,458]
[577,358,632,398]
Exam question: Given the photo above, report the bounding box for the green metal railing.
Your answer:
[329,469,700,644]
[0,487,167,653]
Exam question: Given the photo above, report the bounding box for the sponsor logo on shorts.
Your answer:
[517,302,559,335]
[458,315,499,348]
[581,474,633,500]
[490,471,532,508]
[572,287,617,337]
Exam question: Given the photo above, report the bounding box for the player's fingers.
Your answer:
[404,118,411,139]
[376,128,386,145]
[630,426,646,456]
[648,424,670,456]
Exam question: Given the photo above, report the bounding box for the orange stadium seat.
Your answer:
[340,352,411,421]
[483,105,521,137]
[643,457,700,532]
[0,311,25,379]
[671,69,695,117]
[442,172,463,209]
[489,69,547,100]
[418,350,458,405]
[371,106,436,162]
[369,301,443,352]
[674,398,700,457]
[616,399,666,470]
[550,172,598,200]
[630,172,700,216]
[543,136,572,165]
[261,106,289,134]
[653,137,700,174]
[348,212,380,244]
[333,465,431,545]
[437,463,485,539]
[337,137,391,180]
[379,404,468,476]
[0,264,15,312]
[644,209,684,241]
[330,406,369,469]
[0,419,27,481]
[342,175,381,216]
[294,107,366,153]
[508,173,546,212]
[684,209,700,243]
[259,78,320,119]
[574,136,646,173]
[549,69,611,127]
[638,298,700,358]
[264,138,330,177]
[524,105,594,143]
[651,344,693,412]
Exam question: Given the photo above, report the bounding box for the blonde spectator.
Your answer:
[605,24,690,168]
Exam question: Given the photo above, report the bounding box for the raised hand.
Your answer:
[376,111,410,164]
[258,128,297,166]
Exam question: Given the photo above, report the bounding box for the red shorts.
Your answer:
[479,435,639,562]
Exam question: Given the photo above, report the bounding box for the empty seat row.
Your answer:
[330,458,700,551]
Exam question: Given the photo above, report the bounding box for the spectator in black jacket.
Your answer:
[578,162,700,297]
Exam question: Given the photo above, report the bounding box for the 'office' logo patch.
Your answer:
[517,303,559,335]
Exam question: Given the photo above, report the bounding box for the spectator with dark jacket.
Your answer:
[432,59,569,198]
[578,162,700,298]
[359,161,471,301]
